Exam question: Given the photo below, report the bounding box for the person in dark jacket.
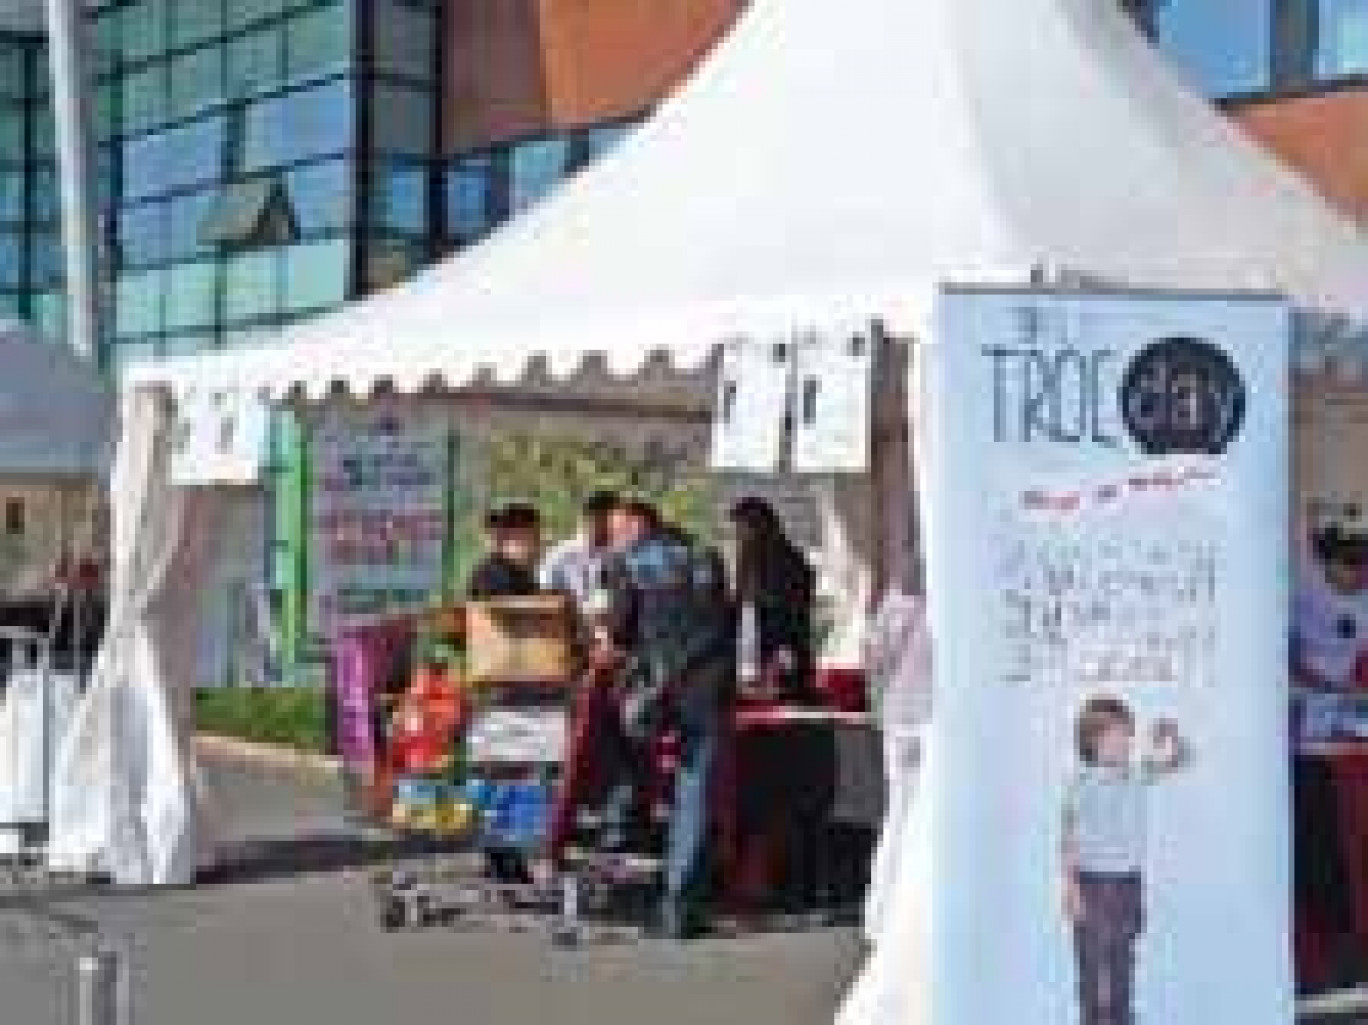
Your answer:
[467,503,542,599]
[601,498,734,939]
[729,496,816,699]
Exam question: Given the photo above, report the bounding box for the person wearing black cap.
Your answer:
[468,502,542,599]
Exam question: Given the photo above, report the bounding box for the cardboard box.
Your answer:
[465,595,577,684]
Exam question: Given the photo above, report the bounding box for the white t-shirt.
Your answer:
[1064,764,1150,876]
[1294,567,1368,688]
[538,534,607,609]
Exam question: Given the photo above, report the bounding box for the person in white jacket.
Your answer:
[861,586,933,945]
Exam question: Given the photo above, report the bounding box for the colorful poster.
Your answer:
[923,289,1291,1025]
[308,405,450,636]
[1290,373,1368,739]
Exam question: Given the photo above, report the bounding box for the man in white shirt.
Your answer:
[538,491,619,610]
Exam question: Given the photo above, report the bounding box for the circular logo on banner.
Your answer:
[1120,336,1246,456]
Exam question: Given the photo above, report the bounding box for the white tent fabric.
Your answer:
[65,0,1368,898]
[47,391,210,884]
[133,0,1368,405]
[0,319,110,477]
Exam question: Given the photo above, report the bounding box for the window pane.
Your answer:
[122,64,168,134]
[121,0,169,64]
[508,137,569,214]
[1154,0,1272,97]
[0,109,24,162]
[243,79,353,171]
[117,201,167,267]
[282,237,348,312]
[0,291,23,321]
[170,0,223,50]
[115,268,164,337]
[1318,0,1368,77]
[373,0,433,79]
[93,10,123,76]
[164,260,218,331]
[32,290,64,340]
[32,48,49,99]
[370,159,426,232]
[109,339,160,371]
[446,156,492,242]
[123,116,225,201]
[95,82,120,142]
[0,171,22,221]
[31,108,56,161]
[287,158,352,230]
[363,236,422,291]
[165,188,219,259]
[162,332,216,358]
[227,26,284,100]
[224,249,279,322]
[369,83,430,156]
[96,147,117,208]
[30,233,63,286]
[585,122,633,160]
[30,167,58,222]
[0,48,26,99]
[168,47,224,120]
[228,0,288,33]
[285,4,353,83]
[0,232,21,287]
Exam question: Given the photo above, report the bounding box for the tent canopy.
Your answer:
[130,0,1368,404]
[60,0,1368,888]
[0,320,109,478]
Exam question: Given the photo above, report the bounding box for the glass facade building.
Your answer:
[0,34,61,339]
[1138,0,1368,99]
[0,0,640,368]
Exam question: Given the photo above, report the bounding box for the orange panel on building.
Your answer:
[1234,88,1368,225]
[443,0,743,155]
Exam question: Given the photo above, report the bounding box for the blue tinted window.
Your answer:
[123,116,225,201]
[0,171,23,222]
[585,122,633,160]
[30,234,63,286]
[287,158,352,231]
[165,189,218,259]
[242,80,353,171]
[118,201,167,267]
[30,167,58,222]
[446,155,492,241]
[508,138,569,215]
[1155,0,1273,96]
[1318,0,1368,77]
[371,160,426,233]
[0,232,21,287]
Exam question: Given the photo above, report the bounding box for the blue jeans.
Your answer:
[663,691,722,926]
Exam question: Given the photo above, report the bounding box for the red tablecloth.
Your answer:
[1301,743,1368,972]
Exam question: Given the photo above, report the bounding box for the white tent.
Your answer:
[55,0,1368,887]
[0,320,109,479]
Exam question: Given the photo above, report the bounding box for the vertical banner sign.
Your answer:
[923,289,1291,1025]
[308,404,449,637]
[790,331,873,473]
[710,338,791,472]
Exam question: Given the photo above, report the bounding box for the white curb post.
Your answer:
[75,948,129,1025]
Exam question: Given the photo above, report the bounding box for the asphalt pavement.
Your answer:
[0,752,865,1025]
